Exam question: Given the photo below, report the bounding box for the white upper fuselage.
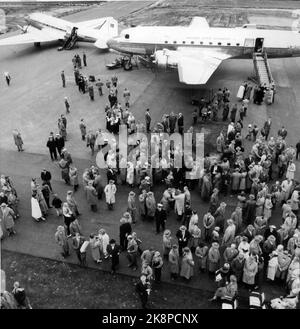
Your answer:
[108,24,300,58]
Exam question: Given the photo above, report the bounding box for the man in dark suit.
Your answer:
[107,239,122,274]
[55,133,65,157]
[263,117,272,140]
[278,126,288,140]
[155,203,167,234]
[46,136,57,161]
[72,233,85,265]
[135,275,150,309]
[176,226,191,256]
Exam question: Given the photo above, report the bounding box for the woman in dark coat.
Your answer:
[58,158,70,184]
[231,253,245,282]
[244,194,257,225]
[119,218,132,251]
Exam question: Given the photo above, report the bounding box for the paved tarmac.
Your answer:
[0,0,299,303]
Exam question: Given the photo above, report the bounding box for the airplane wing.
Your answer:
[176,48,231,84]
[0,26,65,46]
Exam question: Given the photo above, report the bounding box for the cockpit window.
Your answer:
[125,34,130,39]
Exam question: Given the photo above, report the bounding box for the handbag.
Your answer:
[215,273,222,282]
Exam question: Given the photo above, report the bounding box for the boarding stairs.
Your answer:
[253,51,274,88]
[61,27,78,50]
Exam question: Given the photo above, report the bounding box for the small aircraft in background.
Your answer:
[0,13,118,50]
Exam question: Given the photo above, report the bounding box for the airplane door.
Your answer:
[243,38,255,55]
[254,38,264,53]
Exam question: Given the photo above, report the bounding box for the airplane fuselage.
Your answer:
[108,25,300,59]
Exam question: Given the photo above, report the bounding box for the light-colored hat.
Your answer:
[0,203,7,207]
[180,225,186,231]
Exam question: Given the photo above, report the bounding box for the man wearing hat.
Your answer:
[176,226,191,256]
[155,203,167,234]
[169,245,180,280]
[46,135,57,161]
[215,263,231,287]
[135,275,150,309]
[84,181,98,212]
[107,239,122,274]
[127,235,138,271]
[1,203,16,236]
[104,179,117,210]
[54,133,65,157]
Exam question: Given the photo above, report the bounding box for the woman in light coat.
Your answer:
[173,189,185,221]
[98,229,110,258]
[54,226,69,258]
[281,179,293,202]
[85,180,98,211]
[189,225,201,252]
[222,219,236,247]
[231,206,243,233]
[263,194,273,222]
[31,193,45,222]
[286,161,296,180]
[242,254,258,287]
[267,247,282,281]
[208,242,221,274]
[126,162,134,187]
[162,230,172,258]
[195,243,208,272]
[0,203,16,236]
[104,180,117,210]
[256,192,265,217]
[89,234,102,263]
[145,191,156,220]
[180,247,194,281]
[66,190,79,216]
[127,191,138,224]
[168,245,180,280]
[69,166,79,192]
[253,216,267,237]
[69,218,82,236]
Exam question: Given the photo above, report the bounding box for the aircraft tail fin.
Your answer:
[93,17,118,49]
[189,17,209,29]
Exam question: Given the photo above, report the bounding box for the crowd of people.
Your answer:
[2,54,300,310]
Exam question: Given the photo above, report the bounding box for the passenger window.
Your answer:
[182,41,186,44]
[165,41,168,44]
[236,43,240,46]
[227,43,231,46]
[191,41,194,44]
[125,34,130,39]
[200,41,203,45]
[218,42,222,45]
[173,41,177,44]
[209,42,213,45]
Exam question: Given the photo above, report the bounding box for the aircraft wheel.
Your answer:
[34,42,41,47]
[124,62,133,71]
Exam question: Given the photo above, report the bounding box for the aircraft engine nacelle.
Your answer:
[154,49,178,69]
